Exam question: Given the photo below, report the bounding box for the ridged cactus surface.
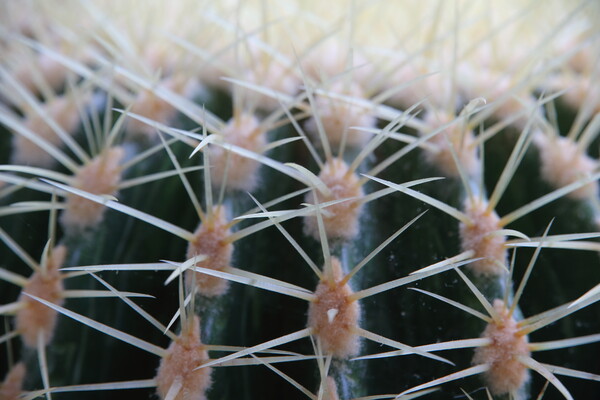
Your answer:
[1,1,600,399]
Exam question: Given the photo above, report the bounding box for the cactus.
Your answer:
[1,1,600,399]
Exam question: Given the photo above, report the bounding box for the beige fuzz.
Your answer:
[388,59,452,110]
[421,111,480,178]
[307,257,361,359]
[303,158,363,242]
[208,113,266,192]
[185,206,233,297]
[243,61,299,111]
[535,133,598,200]
[458,66,537,130]
[302,41,373,90]
[548,75,600,115]
[473,300,530,396]
[16,246,66,348]
[0,362,25,400]
[155,316,211,400]
[14,53,67,95]
[127,76,195,139]
[459,198,506,276]
[304,81,375,148]
[60,147,124,232]
[11,96,80,168]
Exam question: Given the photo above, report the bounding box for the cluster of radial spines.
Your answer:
[155,316,212,400]
[303,158,363,242]
[0,8,90,100]
[545,30,600,113]
[301,38,374,86]
[557,76,600,115]
[207,113,266,192]
[242,59,300,113]
[60,146,125,232]
[304,80,375,149]
[457,66,539,130]
[472,299,531,397]
[459,197,506,277]
[16,245,66,348]
[387,60,452,111]
[420,111,480,178]
[10,95,81,168]
[307,257,361,359]
[185,205,234,297]
[8,49,69,98]
[533,130,599,201]
[126,75,198,140]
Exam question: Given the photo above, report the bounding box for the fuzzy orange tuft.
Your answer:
[185,206,233,297]
[11,96,80,168]
[60,147,124,232]
[303,158,363,242]
[307,257,361,358]
[0,362,26,400]
[16,246,66,347]
[388,61,451,110]
[458,66,538,130]
[155,316,211,400]
[548,75,600,114]
[473,300,530,396]
[304,81,375,148]
[421,111,480,178]
[207,113,266,192]
[127,76,196,139]
[302,41,374,89]
[14,53,67,95]
[535,133,598,200]
[242,60,299,111]
[459,198,506,276]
